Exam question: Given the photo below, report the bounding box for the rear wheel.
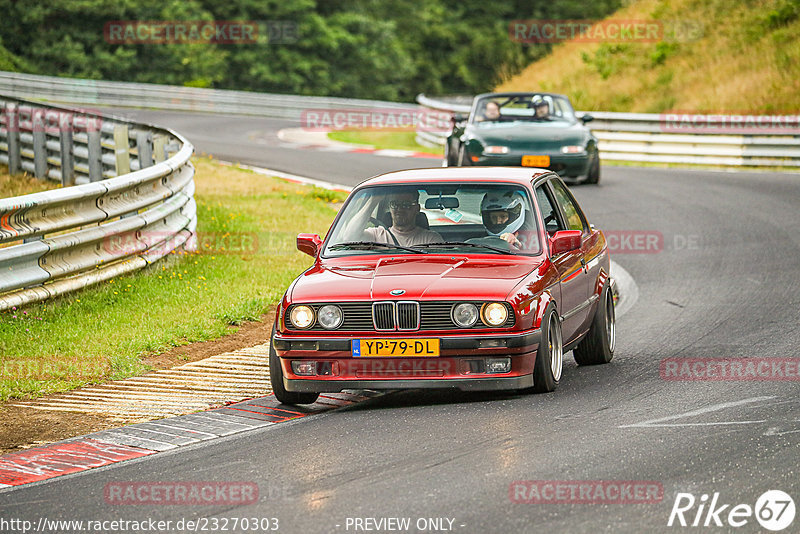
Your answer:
[532,305,562,393]
[573,282,615,365]
[585,153,600,184]
[269,325,319,405]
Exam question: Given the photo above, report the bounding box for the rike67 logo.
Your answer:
[668,490,795,531]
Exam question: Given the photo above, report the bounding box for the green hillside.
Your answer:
[498,0,800,113]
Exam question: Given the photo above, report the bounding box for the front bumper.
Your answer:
[287,374,534,392]
[468,152,591,177]
[274,330,540,393]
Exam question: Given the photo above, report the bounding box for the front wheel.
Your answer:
[269,325,319,405]
[532,305,562,393]
[585,153,600,184]
[444,139,459,167]
[573,282,615,365]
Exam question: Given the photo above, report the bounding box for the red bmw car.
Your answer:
[270,167,615,405]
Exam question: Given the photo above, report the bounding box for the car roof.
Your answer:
[358,167,555,188]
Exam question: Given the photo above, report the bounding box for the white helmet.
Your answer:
[481,191,525,235]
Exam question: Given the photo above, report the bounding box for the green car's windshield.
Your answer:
[472,94,577,124]
[324,183,542,257]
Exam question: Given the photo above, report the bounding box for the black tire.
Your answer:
[458,146,471,166]
[573,282,615,365]
[585,153,600,184]
[532,305,563,393]
[269,325,319,405]
[444,139,459,167]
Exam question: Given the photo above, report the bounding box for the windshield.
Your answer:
[324,183,542,257]
[472,94,577,124]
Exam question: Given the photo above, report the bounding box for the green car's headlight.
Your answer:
[484,145,510,154]
[560,145,585,154]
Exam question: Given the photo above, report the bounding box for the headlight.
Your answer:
[560,145,585,154]
[484,146,509,154]
[482,302,509,326]
[289,305,315,329]
[317,305,343,330]
[452,303,479,328]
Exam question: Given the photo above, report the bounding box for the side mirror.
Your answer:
[550,230,582,255]
[452,112,468,124]
[297,233,322,257]
[581,114,594,124]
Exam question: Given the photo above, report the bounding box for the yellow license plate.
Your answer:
[522,155,550,167]
[352,339,440,357]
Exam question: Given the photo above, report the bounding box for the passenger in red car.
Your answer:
[481,191,527,248]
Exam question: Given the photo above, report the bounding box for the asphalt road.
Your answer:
[3,109,800,533]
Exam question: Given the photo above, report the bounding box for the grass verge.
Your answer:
[0,157,347,401]
[328,129,443,156]
[0,166,60,197]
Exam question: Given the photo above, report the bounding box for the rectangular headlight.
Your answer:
[484,146,510,154]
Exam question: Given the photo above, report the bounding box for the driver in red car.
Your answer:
[344,188,443,247]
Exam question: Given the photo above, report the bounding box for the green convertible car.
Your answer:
[445,92,601,184]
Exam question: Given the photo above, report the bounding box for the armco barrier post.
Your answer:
[136,130,154,169]
[59,112,74,186]
[4,103,21,174]
[31,108,47,180]
[87,129,103,182]
[153,134,167,163]
[113,124,130,175]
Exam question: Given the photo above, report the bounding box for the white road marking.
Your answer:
[620,395,777,428]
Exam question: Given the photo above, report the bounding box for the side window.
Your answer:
[549,180,586,233]
[534,185,563,236]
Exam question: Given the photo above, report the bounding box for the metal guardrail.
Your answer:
[416,94,800,167]
[0,71,416,119]
[0,95,196,311]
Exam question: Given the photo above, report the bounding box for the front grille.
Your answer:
[397,301,420,330]
[286,301,515,331]
[373,302,395,330]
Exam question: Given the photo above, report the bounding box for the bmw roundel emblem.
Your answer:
[390,289,406,296]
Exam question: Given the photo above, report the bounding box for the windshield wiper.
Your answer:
[328,241,428,254]
[413,241,512,254]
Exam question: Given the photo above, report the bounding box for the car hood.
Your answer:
[469,121,588,150]
[290,256,540,302]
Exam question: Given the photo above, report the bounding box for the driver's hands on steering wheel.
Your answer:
[499,232,522,248]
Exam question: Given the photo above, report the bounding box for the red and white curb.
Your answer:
[0,391,378,489]
[277,127,441,160]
